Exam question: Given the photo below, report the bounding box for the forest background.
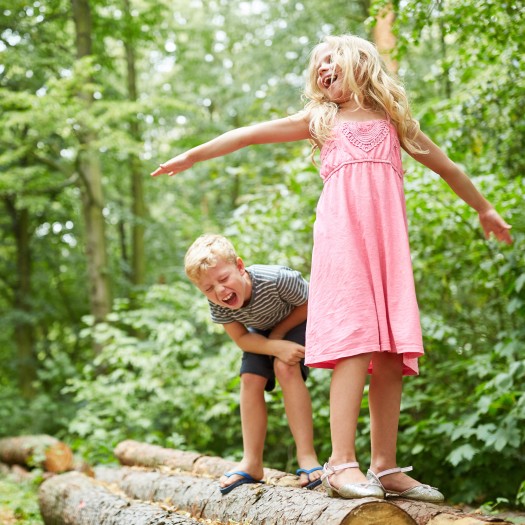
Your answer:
[1,0,524,514]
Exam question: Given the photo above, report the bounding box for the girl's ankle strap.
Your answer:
[375,466,413,478]
[323,461,359,476]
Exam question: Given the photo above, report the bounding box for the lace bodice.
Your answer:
[319,119,402,183]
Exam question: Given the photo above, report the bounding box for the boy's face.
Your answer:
[196,257,251,309]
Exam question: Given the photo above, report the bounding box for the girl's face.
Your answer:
[314,44,349,103]
[196,257,251,310]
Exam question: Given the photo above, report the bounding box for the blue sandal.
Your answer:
[296,466,323,490]
[220,471,264,495]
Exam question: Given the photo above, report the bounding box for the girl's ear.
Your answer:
[236,257,246,274]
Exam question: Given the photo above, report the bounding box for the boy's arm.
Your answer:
[408,131,512,245]
[268,302,308,340]
[151,113,311,177]
[223,321,305,366]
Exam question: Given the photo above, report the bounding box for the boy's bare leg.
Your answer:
[326,354,370,489]
[219,373,267,489]
[369,352,420,492]
[274,360,321,487]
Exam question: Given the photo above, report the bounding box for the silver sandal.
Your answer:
[322,461,385,499]
[367,466,444,503]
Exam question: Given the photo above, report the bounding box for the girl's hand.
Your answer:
[479,209,513,245]
[150,153,193,177]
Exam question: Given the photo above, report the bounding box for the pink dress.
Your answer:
[305,119,423,375]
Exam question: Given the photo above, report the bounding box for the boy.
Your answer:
[184,233,322,494]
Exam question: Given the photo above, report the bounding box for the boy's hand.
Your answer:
[275,340,305,366]
[151,153,193,177]
[479,209,512,245]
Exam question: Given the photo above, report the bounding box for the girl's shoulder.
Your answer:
[335,107,388,125]
[292,109,312,124]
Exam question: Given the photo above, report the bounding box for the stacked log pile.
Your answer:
[91,440,511,525]
[0,436,506,525]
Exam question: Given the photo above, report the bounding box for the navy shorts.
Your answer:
[240,321,309,392]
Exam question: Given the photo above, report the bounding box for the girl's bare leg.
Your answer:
[326,354,371,488]
[369,352,421,491]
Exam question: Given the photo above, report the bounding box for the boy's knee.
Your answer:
[240,372,268,390]
[274,360,300,382]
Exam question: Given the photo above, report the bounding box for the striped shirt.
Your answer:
[209,264,308,330]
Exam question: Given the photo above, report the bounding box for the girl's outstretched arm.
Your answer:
[151,113,311,177]
[408,131,512,245]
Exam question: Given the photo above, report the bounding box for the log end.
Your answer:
[0,435,74,473]
[43,442,74,473]
[344,500,417,525]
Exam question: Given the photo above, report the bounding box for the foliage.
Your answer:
[401,171,524,503]
[0,475,43,525]
[65,279,329,471]
[1,0,523,509]
[66,281,237,462]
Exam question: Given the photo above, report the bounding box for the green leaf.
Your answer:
[447,444,478,466]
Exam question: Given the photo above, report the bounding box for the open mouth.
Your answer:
[223,292,237,306]
[322,74,337,88]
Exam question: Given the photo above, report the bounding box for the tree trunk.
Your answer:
[110,441,512,525]
[38,471,203,525]
[123,0,146,288]
[373,2,398,73]
[114,439,300,486]
[71,0,112,324]
[0,435,73,473]
[95,465,417,525]
[437,3,452,99]
[4,198,36,399]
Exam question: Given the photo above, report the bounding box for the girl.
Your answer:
[152,34,512,501]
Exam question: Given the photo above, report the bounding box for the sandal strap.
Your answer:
[375,466,413,478]
[321,461,359,480]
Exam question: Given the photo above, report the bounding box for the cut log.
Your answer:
[114,439,202,471]
[95,465,512,525]
[114,439,304,487]
[0,435,73,473]
[96,465,417,525]
[392,498,511,525]
[38,471,208,525]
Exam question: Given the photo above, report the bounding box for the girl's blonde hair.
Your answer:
[184,234,237,283]
[304,34,425,154]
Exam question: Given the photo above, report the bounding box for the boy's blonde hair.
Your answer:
[184,234,238,283]
[304,34,426,155]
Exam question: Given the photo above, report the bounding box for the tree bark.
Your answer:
[95,465,417,525]
[373,2,398,73]
[123,0,146,288]
[0,435,73,473]
[110,442,512,525]
[38,471,204,525]
[4,197,36,399]
[71,0,112,324]
[114,439,300,486]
